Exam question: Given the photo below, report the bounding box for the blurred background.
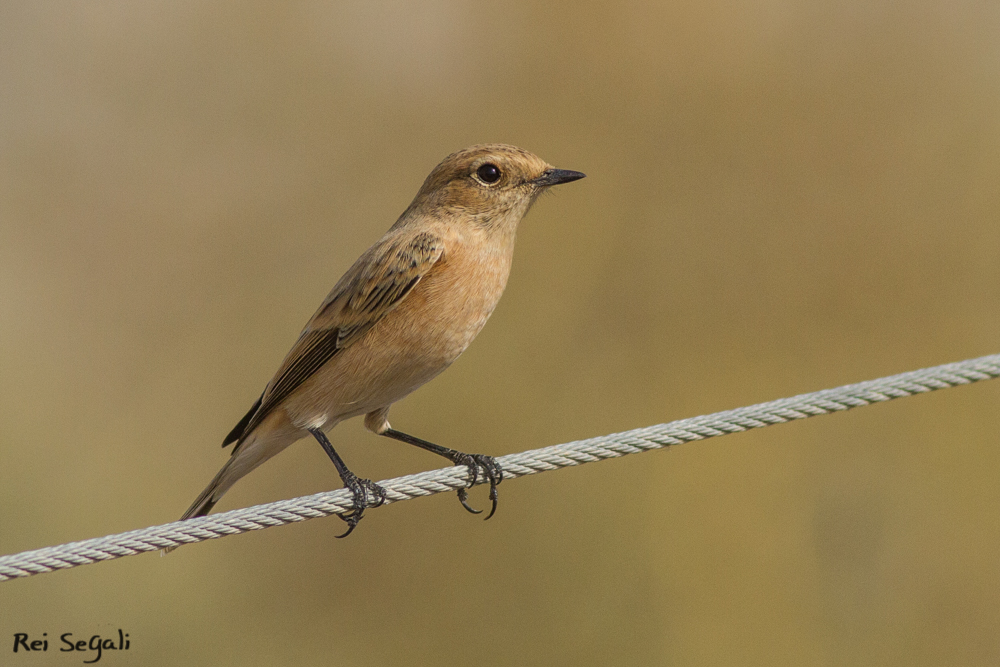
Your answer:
[2,0,1000,664]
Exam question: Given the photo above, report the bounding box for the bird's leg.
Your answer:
[309,428,386,538]
[379,428,503,520]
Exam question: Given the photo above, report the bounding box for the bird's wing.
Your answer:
[225,230,445,447]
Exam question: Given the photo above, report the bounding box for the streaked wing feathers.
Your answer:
[227,231,444,448]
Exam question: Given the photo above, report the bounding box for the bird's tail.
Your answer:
[164,423,301,554]
[161,457,241,555]
[179,456,235,522]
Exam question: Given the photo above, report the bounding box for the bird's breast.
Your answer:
[286,235,516,424]
[390,236,513,366]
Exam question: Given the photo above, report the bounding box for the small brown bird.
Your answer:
[178,144,584,537]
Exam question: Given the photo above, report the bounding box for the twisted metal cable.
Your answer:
[2,353,999,582]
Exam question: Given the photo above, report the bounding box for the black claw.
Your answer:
[485,480,499,521]
[335,475,387,538]
[457,487,483,515]
[480,455,501,521]
[335,511,361,539]
[452,454,502,520]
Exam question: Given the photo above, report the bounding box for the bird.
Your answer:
[176,143,585,538]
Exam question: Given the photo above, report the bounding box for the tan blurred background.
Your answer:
[2,0,1000,664]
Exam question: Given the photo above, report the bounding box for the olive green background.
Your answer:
[3,1,1000,665]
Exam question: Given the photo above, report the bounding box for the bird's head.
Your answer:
[404,144,585,228]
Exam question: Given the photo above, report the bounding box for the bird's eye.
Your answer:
[476,163,502,184]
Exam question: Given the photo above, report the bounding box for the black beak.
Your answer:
[532,168,586,187]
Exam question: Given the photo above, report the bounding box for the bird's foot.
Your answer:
[335,473,387,538]
[452,453,503,520]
